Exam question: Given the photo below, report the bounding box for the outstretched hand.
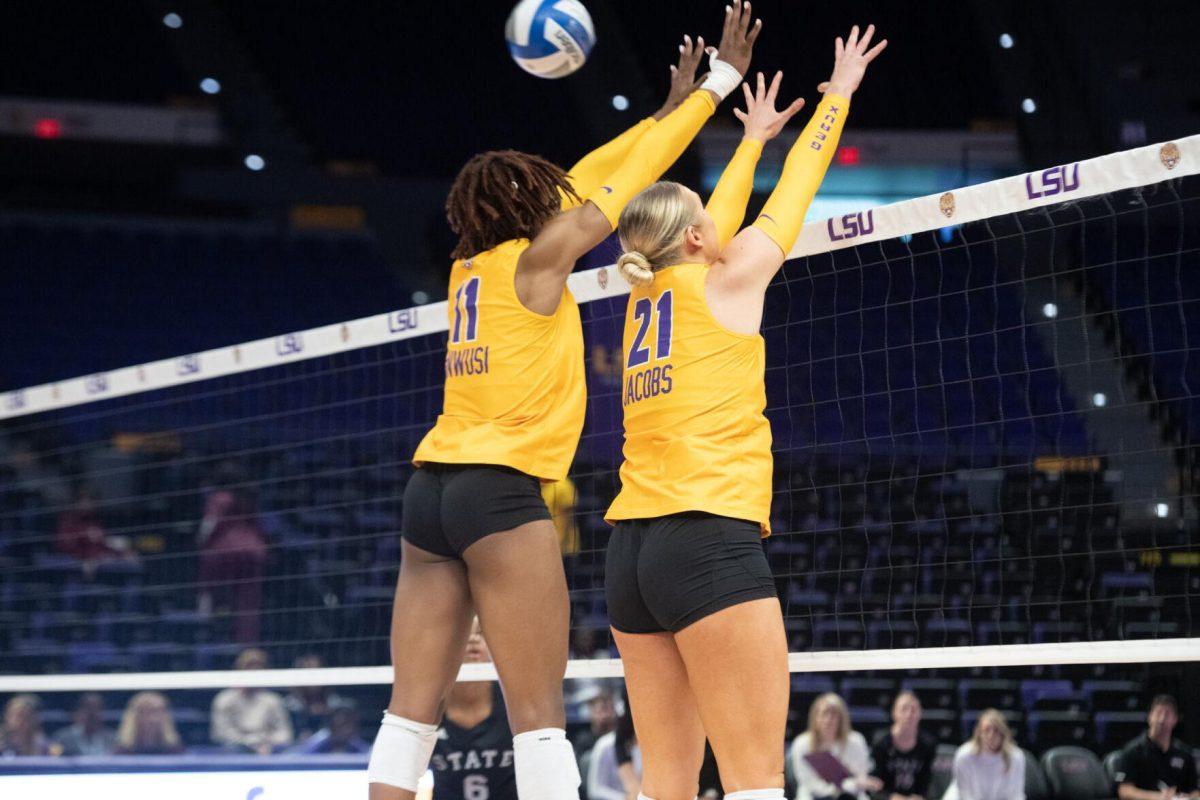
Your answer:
[654,34,707,120]
[712,1,761,77]
[817,24,887,98]
[733,71,805,143]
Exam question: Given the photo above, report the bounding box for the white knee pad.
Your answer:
[367,712,439,791]
[725,790,785,800]
[512,728,581,800]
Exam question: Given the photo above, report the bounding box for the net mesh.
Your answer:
[0,143,1197,688]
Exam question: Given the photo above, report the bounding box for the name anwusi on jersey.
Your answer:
[445,346,490,377]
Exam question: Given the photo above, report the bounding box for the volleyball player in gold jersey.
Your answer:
[368,7,764,800]
[604,25,887,800]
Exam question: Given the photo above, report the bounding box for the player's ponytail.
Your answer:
[616,251,655,287]
[616,181,695,287]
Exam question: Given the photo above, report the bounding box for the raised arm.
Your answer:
[725,25,886,284]
[706,24,886,332]
[517,2,761,314]
[706,70,807,247]
[562,35,707,207]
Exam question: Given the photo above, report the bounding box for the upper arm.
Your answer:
[515,202,613,315]
[709,224,788,298]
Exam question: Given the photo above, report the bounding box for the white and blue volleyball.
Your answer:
[505,0,595,79]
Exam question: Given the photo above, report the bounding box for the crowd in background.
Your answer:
[0,647,365,758]
[578,692,1197,800]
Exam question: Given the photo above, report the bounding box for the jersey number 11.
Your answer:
[452,277,481,344]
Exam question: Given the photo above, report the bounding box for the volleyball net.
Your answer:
[1,136,1197,730]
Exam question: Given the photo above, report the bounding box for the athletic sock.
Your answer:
[725,790,786,800]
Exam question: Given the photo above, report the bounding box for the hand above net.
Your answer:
[816,23,888,99]
[653,34,707,121]
[711,1,762,77]
[733,71,806,144]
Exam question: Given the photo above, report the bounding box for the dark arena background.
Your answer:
[1,1,1198,798]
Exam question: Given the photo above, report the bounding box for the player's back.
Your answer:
[606,261,773,531]
[414,238,585,481]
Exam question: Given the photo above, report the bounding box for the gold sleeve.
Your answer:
[704,138,764,248]
[586,90,717,229]
[561,117,657,209]
[751,94,849,255]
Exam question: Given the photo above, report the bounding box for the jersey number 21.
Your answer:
[627,290,673,368]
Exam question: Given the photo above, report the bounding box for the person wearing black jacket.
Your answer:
[871,692,937,800]
[1116,695,1199,800]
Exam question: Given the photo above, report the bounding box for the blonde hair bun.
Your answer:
[617,251,655,287]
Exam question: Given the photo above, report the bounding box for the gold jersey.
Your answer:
[413,239,585,481]
[605,262,772,534]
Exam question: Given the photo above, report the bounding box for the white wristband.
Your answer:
[699,50,742,101]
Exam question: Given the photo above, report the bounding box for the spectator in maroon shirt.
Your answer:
[198,487,267,644]
[56,485,138,576]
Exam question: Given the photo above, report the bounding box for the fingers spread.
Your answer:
[835,36,844,59]
[747,17,763,45]
[733,107,748,122]
[742,81,755,107]
[847,24,860,49]
[858,24,876,52]
[756,70,766,99]
[782,97,806,121]
[865,39,888,62]
[767,70,783,104]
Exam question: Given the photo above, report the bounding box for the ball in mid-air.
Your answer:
[505,0,595,79]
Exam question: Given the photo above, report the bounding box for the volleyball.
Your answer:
[505,0,595,79]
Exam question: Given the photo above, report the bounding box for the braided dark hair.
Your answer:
[446,150,581,260]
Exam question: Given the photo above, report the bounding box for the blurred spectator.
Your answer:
[541,476,579,554]
[1115,695,1198,800]
[285,653,348,740]
[943,710,1024,800]
[56,485,138,576]
[871,691,936,800]
[430,618,516,799]
[0,694,51,756]
[52,692,116,756]
[210,648,294,755]
[290,701,369,755]
[587,693,640,800]
[7,439,69,506]
[572,685,618,757]
[197,486,267,643]
[790,693,882,800]
[114,692,184,755]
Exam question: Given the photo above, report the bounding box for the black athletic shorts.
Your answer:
[401,463,551,558]
[605,511,777,634]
